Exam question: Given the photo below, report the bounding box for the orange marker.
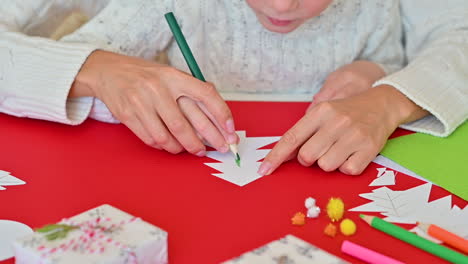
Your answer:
[418,222,468,254]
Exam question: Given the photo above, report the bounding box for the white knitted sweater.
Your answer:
[1,0,467,137]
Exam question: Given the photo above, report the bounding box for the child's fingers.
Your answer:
[260,113,320,175]
[339,150,375,175]
[296,124,340,167]
[315,136,357,172]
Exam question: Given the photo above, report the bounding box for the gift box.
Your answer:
[13,204,168,264]
[222,234,349,264]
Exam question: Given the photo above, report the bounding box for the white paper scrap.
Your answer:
[372,155,433,184]
[0,170,25,190]
[369,168,396,186]
[204,131,280,186]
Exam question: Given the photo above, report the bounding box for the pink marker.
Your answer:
[341,240,405,264]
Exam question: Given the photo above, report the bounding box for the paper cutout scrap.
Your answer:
[369,168,396,187]
[204,131,280,186]
[380,121,468,200]
[0,220,33,261]
[372,155,430,184]
[350,183,468,239]
[0,170,25,190]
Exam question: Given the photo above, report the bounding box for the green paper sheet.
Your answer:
[381,121,468,201]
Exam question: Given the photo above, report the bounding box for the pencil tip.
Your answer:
[359,214,365,219]
[235,153,241,167]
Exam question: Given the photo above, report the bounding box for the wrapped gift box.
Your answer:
[13,204,168,264]
[223,234,349,264]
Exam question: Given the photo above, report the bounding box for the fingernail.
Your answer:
[219,145,229,153]
[226,119,235,134]
[196,150,206,157]
[258,162,273,176]
[227,134,237,145]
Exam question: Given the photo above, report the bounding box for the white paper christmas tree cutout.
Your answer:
[350,183,468,239]
[0,170,25,190]
[204,131,280,186]
[369,168,396,186]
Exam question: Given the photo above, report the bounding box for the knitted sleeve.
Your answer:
[375,0,468,137]
[0,1,99,125]
[59,0,182,123]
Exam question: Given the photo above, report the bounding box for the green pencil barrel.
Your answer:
[372,218,468,264]
[164,12,206,82]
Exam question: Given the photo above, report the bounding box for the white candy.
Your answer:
[305,197,316,209]
[307,206,321,218]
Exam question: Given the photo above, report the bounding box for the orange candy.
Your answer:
[324,223,337,237]
[291,212,306,226]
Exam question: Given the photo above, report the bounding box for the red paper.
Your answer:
[1,102,465,264]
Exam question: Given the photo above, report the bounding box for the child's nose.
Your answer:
[271,0,299,13]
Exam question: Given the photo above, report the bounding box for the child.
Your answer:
[1,0,464,174]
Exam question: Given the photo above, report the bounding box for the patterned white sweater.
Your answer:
[0,0,467,137]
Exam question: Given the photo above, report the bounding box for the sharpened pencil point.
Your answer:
[235,153,241,167]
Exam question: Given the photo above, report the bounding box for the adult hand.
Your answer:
[70,50,238,155]
[307,60,386,111]
[259,85,429,175]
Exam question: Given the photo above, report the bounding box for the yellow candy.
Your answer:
[326,197,345,222]
[340,218,357,236]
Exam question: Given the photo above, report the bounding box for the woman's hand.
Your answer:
[308,60,386,110]
[260,85,429,175]
[70,50,238,155]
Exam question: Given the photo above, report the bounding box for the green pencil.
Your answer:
[164,12,240,166]
[360,214,468,264]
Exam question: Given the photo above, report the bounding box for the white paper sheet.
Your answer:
[204,131,280,186]
[0,220,33,261]
[0,170,25,190]
[350,183,468,239]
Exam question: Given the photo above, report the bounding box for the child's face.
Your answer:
[246,0,332,33]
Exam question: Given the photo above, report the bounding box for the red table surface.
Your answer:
[1,101,466,264]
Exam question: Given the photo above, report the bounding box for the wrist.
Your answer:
[374,84,429,126]
[69,50,102,98]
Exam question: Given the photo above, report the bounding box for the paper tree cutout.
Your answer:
[369,168,396,186]
[350,183,468,239]
[0,170,25,190]
[204,131,280,186]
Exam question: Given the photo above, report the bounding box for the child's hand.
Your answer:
[307,61,386,111]
[259,85,428,175]
[71,50,238,155]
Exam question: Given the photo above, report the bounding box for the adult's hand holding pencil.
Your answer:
[164,12,241,163]
[70,49,238,156]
